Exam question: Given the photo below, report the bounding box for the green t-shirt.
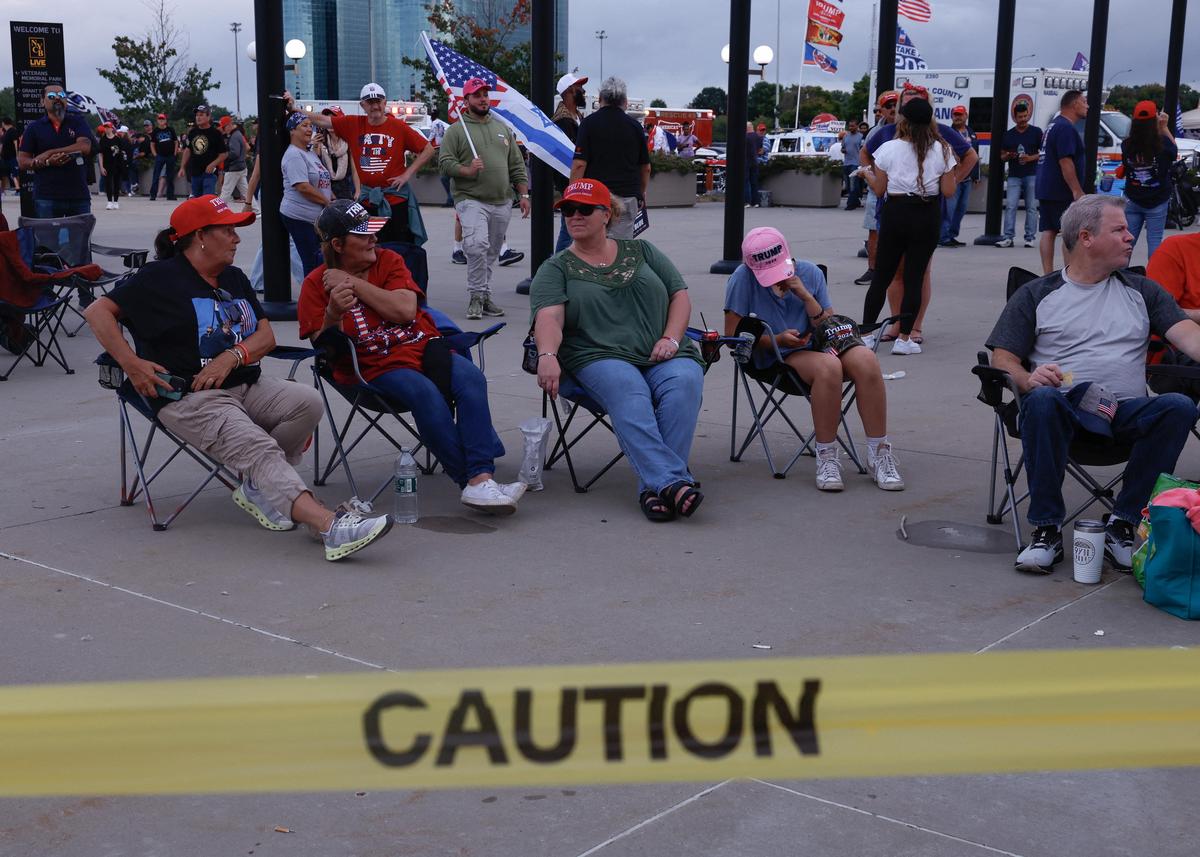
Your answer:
[529,239,703,375]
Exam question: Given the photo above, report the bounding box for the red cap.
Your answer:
[554,179,612,210]
[218,115,232,128]
[902,82,930,99]
[169,195,256,242]
[321,105,345,117]
[1133,100,1158,120]
[463,77,490,96]
[877,90,898,108]
[951,105,967,115]
[756,122,767,130]
[156,113,167,120]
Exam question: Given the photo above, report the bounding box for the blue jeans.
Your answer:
[33,198,90,218]
[843,165,862,208]
[150,156,176,199]
[555,212,572,253]
[572,357,704,494]
[189,173,217,198]
[1125,198,1169,260]
[1003,175,1038,242]
[940,180,972,242]
[280,213,323,275]
[745,170,760,206]
[369,354,505,487]
[1019,387,1197,526]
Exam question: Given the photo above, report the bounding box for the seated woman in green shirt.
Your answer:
[530,179,706,521]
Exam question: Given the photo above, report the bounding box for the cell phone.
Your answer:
[155,372,188,400]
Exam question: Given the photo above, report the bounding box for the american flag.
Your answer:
[67,91,119,124]
[421,33,575,178]
[1095,393,1117,421]
[898,0,933,24]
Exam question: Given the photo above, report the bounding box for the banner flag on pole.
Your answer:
[803,43,840,75]
[895,26,928,71]
[898,0,932,24]
[421,32,574,178]
[806,21,844,49]
[1071,52,1089,71]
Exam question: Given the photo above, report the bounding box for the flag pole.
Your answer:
[794,49,806,130]
[422,30,479,160]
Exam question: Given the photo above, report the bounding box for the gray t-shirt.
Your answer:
[986,269,1187,400]
[279,145,332,222]
[841,131,863,165]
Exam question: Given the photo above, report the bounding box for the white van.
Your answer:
[869,68,1200,162]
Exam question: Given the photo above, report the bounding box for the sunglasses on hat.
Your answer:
[561,202,600,217]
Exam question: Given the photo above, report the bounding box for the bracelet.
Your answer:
[225,347,243,368]
[661,336,679,349]
[537,352,557,360]
[235,343,251,365]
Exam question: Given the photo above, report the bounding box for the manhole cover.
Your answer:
[898,519,1013,554]
[414,516,497,535]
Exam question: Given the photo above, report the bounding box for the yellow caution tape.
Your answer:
[2,647,1199,796]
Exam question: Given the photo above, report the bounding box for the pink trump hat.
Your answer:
[741,227,795,286]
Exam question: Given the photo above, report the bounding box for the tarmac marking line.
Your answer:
[571,779,734,857]
[974,577,1124,654]
[0,551,391,672]
[750,779,1029,857]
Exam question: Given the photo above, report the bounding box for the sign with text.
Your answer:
[9,21,65,125]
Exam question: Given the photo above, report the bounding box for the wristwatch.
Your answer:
[520,194,530,199]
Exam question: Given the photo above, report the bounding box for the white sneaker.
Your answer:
[321,509,392,561]
[995,237,1014,248]
[105,201,114,210]
[861,333,878,351]
[1023,240,1037,248]
[461,478,518,515]
[891,338,922,356]
[233,479,296,531]
[497,480,528,503]
[815,447,844,491]
[113,201,120,210]
[869,443,905,491]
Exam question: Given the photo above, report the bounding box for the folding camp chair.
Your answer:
[0,228,105,380]
[18,213,146,335]
[310,311,504,506]
[541,328,731,494]
[727,313,903,479]
[96,345,315,531]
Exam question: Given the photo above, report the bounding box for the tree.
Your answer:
[1107,83,1199,115]
[650,98,667,108]
[0,88,14,122]
[747,81,777,126]
[689,86,728,115]
[97,0,218,118]
[402,0,532,119]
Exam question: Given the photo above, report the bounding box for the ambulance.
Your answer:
[869,67,1200,163]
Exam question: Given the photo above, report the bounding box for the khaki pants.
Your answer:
[607,196,641,240]
[157,377,323,518]
[455,198,512,297]
[219,168,249,204]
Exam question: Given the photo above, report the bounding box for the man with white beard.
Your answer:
[17,84,96,217]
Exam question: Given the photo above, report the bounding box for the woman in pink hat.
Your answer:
[724,227,904,492]
[530,178,705,521]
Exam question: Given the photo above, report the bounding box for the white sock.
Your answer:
[866,436,888,461]
[500,243,510,253]
[816,441,838,457]
[453,241,462,252]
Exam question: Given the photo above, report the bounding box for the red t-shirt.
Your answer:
[330,115,430,202]
[1146,234,1200,363]
[298,249,442,385]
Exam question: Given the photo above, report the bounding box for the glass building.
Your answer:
[281,0,569,103]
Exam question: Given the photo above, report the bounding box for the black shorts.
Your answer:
[1038,199,1069,233]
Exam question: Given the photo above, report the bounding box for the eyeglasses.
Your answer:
[45,91,67,100]
[561,203,599,217]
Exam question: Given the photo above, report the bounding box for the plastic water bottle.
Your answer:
[1017,144,1025,158]
[393,449,419,524]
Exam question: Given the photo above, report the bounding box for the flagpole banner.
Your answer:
[421,32,574,178]
[806,21,844,49]
[898,0,933,24]
[804,0,845,76]
[1071,52,1089,71]
[2,648,1199,797]
[804,43,840,75]
[807,0,846,30]
[895,26,928,71]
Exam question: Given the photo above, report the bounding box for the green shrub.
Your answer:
[759,155,842,180]
[649,151,697,176]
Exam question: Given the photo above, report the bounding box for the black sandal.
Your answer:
[639,490,675,522]
[661,481,704,518]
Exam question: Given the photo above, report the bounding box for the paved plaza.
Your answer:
[1,192,1197,856]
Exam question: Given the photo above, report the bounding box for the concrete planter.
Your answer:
[646,171,696,208]
[135,164,189,198]
[967,179,989,213]
[760,170,841,207]
[410,173,452,207]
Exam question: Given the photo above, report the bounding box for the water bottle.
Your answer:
[393,449,419,524]
[1017,144,1025,158]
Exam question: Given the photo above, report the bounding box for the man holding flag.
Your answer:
[439,77,529,320]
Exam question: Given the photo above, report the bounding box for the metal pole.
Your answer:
[1164,0,1188,128]
[595,30,606,83]
[774,0,781,130]
[710,0,751,275]
[876,0,898,97]
[975,0,1016,245]
[1082,0,1110,194]
[254,0,295,319]
[230,23,242,116]
[520,0,555,291]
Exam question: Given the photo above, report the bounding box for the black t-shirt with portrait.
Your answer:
[184,125,226,177]
[99,136,131,170]
[108,254,266,409]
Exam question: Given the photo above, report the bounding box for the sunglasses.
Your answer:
[45,91,67,100]
[561,202,600,217]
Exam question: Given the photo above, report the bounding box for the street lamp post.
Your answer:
[285,38,307,100]
[595,30,607,83]
[230,22,242,115]
[1105,68,1132,89]
[1014,53,1036,66]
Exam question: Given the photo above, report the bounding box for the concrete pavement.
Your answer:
[0,190,1196,856]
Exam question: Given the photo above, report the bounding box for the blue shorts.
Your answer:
[1038,199,1069,233]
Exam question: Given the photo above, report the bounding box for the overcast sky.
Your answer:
[4,0,1199,114]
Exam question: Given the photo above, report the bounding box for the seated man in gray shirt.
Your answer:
[986,194,1200,574]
